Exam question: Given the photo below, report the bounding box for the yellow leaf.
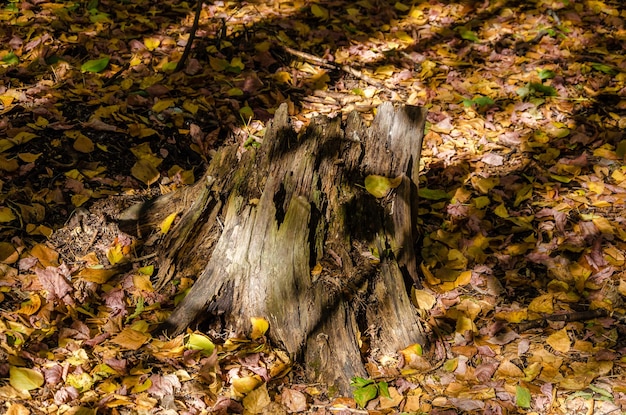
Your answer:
[495,309,528,323]
[233,375,263,395]
[399,344,423,363]
[159,212,178,234]
[17,294,42,316]
[473,196,490,209]
[6,403,30,415]
[587,181,605,195]
[455,314,476,334]
[79,267,118,284]
[528,293,553,313]
[111,328,151,350]
[411,289,436,310]
[17,152,41,163]
[133,274,154,292]
[420,262,440,285]
[311,263,323,277]
[30,243,59,267]
[364,175,402,198]
[9,366,44,391]
[187,332,215,355]
[152,99,175,113]
[106,244,126,266]
[12,131,37,145]
[495,360,523,378]
[250,317,269,339]
[0,242,18,264]
[523,362,542,382]
[144,37,160,50]
[131,159,160,186]
[471,176,499,194]
[546,328,571,353]
[138,265,154,276]
[73,134,95,153]
[375,65,396,77]
[310,4,329,19]
[592,216,614,235]
[494,203,509,218]
[71,193,91,207]
[0,207,16,223]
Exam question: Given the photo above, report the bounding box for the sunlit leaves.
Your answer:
[111,327,151,350]
[250,317,269,340]
[159,212,178,234]
[547,328,571,353]
[350,377,389,408]
[9,366,44,391]
[186,332,215,355]
[81,57,110,73]
[516,385,531,409]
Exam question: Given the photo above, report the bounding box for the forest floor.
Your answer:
[1,0,626,414]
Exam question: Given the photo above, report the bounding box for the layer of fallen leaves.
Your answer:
[1,0,625,413]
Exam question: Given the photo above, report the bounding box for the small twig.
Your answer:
[131,252,158,263]
[176,0,203,72]
[516,309,614,332]
[282,46,385,89]
[103,62,129,87]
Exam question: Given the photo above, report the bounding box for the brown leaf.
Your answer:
[35,264,74,306]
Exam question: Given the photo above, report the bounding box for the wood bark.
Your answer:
[131,102,427,394]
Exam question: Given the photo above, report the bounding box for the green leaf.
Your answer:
[458,27,479,42]
[353,384,378,408]
[418,187,449,200]
[588,384,613,400]
[591,63,617,75]
[516,86,530,97]
[126,296,145,323]
[516,385,531,408]
[538,69,556,80]
[528,82,557,96]
[81,57,110,73]
[350,376,374,388]
[1,52,19,65]
[378,381,390,399]
[365,175,402,198]
[10,366,44,391]
[239,105,254,121]
[473,96,494,107]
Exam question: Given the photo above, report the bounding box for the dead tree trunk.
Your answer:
[131,102,427,393]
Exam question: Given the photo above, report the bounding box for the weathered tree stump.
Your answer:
[132,102,427,393]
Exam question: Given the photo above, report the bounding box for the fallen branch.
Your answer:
[282,46,385,89]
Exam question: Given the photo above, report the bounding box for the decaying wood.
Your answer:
[132,102,427,393]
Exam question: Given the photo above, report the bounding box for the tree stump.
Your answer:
[132,102,427,393]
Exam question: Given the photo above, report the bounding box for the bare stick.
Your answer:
[176,0,203,72]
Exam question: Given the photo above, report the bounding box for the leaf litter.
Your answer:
[0,0,625,414]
